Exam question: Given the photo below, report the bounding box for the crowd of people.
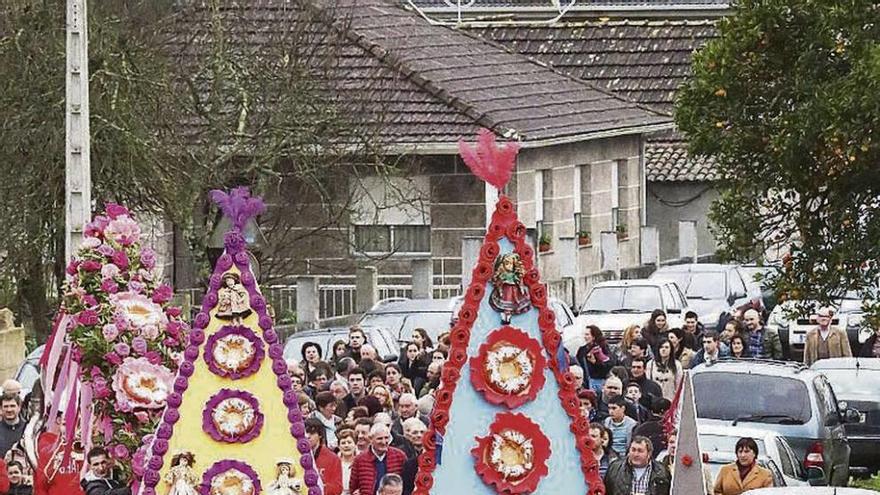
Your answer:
[0,299,875,495]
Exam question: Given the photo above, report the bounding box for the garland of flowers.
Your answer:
[61,203,188,482]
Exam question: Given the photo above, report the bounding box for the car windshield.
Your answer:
[283,334,334,360]
[581,286,663,313]
[818,369,880,397]
[693,373,812,423]
[359,312,452,343]
[700,434,766,455]
[14,362,40,394]
[684,272,727,299]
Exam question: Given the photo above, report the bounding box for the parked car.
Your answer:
[767,292,871,361]
[739,263,780,313]
[811,357,880,475]
[13,344,43,397]
[691,359,860,486]
[649,263,761,331]
[282,326,400,363]
[574,279,689,343]
[357,297,461,344]
[699,424,808,488]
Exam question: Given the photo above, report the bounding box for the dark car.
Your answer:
[650,263,761,331]
[691,360,861,486]
[811,358,880,475]
[282,326,400,363]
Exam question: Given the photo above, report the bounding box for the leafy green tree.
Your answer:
[676,0,880,311]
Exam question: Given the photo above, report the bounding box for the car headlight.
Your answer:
[859,326,874,344]
[848,313,863,327]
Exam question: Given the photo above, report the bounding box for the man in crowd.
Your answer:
[604,436,670,495]
[419,362,442,398]
[349,423,406,495]
[683,311,704,348]
[80,447,130,495]
[627,358,662,408]
[347,326,367,362]
[689,331,729,368]
[803,306,852,365]
[305,418,343,495]
[0,394,24,457]
[392,394,429,440]
[743,308,783,360]
[604,396,637,455]
[353,418,373,454]
[377,473,404,495]
[343,368,367,412]
[402,418,426,458]
[620,338,651,369]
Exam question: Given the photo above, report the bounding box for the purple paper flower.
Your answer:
[140,247,157,270]
[97,244,115,257]
[112,444,129,460]
[132,337,148,355]
[83,295,98,307]
[112,250,130,270]
[202,389,264,443]
[101,263,120,280]
[145,351,161,365]
[104,351,123,366]
[81,260,101,272]
[129,280,145,293]
[114,342,131,357]
[105,203,130,219]
[216,254,233,271]
[199,459,262,495]
[92,377,111,399]
[66,260,80,275]
[100,279,119,294]
[165,306,182,318]
[204,326,264,380]
[102,324,119,342]
[84,215,110,238]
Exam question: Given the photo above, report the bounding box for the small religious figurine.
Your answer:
[267,459,302,495]
[216,272,251,323]
[489,253,531,324]
[164,451,199,495]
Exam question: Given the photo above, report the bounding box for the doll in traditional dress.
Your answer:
[267,459,302,495]
[489,253,531,324]
[164,451,198,495]
[216,273,251,323]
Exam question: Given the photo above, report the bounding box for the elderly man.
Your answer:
[804,306,852,366]
[392,394,428,438]
[604,436,670,495]
[349,423,407,495]
[377,473,404,495]
[402,418,426,456]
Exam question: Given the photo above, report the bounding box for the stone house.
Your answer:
[166,0,674,312]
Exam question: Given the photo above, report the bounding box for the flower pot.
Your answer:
[538,242,551,253]
[577,236,590,246]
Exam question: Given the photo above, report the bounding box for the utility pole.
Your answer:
[65,0,91,261]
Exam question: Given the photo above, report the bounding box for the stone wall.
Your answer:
[646,181,719,262]
[0,309,26,382]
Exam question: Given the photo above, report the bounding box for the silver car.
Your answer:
[699,424,808,488]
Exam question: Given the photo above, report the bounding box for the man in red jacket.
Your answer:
[349,423,406,495]
[304,418,343,495]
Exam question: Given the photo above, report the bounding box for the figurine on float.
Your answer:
[216,272,251,323]
[267,459,302,495]
[489,252,530,324]
[164,451,198,495]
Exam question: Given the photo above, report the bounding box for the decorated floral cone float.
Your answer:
[138,188,318,495]
[38,203,190,494]
[414,130,604,495]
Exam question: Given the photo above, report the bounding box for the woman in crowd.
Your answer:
[614,325,653,362]
[645,338,683,401]
[643,309,670,355]
[330,340,349,366]
[370,384,395,414]
[411,328,434,352]
[728,333,751,359]
[384,363,405,400]
[336,428,358,495]
[300,341,326,379]
[667,327,695,369]
[575,325,615,393]
[398,342,428,394]
[713,437,774,495]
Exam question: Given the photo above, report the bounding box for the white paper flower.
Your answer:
[111,291,167,333]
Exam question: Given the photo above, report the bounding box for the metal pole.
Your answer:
[65,0,91,261]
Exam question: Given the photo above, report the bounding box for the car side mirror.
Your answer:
[382,354,399,364]
[667,308,681,314]
[806,467,827,486]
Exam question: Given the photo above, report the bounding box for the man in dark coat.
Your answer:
[80,447,130,495]
[604,436,670,495]
[0,394,25,457]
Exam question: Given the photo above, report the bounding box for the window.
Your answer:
[775,438,798,479]
[578,164,592,235]
[693,374,812,423]
[354,225,430,254]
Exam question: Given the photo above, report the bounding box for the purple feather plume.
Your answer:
[209,187,266,233]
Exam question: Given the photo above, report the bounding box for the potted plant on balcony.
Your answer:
[577,230,591,246]
[615,224,628,241]
[538,233,552,252]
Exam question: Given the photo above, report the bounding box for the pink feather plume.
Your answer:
[209,187,266,232]
[458,128,520,190]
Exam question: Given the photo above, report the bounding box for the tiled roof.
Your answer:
[167,0,671,150]
[646,135,717,181]
[472,20,719,180]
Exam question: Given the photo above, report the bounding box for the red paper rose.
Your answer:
[524,268,541,285]
[434,388,454,409]
[466,284,486,305]
[458,306,478,324]
[519,244,535,263]
[530,284,548,307]
[469,326,547,409]
[472,412,551,495]
[415,472,434,490]
[418,452,436,470]
[488,222,506,241]
[442,363,461,384]
[450,326,470,347]
[422,429,437,451]
[538,308,556,328]
[473,262,494,283]
[448,347,468,367]
[542,332,561,352]
[431,408,450,431]
[495,195,515,217]
[506,221,527,241]
[480,242,501,264]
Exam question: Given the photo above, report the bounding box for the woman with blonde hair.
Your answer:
[369,384,394,413]
[613,325,654,362]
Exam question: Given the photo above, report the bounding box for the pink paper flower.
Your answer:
[111,357,173,409]
[66,261,80,275]
[77,310,99,327]
[129,281,144,293]
[104,217,140,246]
[102,324,119,342]
[132,337,148,355]
[101,263,120,280]
[105,352,123,366]
[83,295,98,307]
[92,377,111,399]
[82,237,101,249]
[134,411,150,423]
[100,279,119,294]
[97,244,115,257]
[112,251,129,270]
[105,203,130,220]
[140,248,157,270]
[111,292,167,331]
[165,307,181,318]
[151,284,173,305]
[141,325,160,341]
[144,351,161,365]
[81,260,102,272]
[114,343,131,357]
[84,216,110,238]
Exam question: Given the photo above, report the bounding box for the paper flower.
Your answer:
[472,412,551,494]
[103,216,141,245]
[111,292,167,333]
[470,326,547,409]
[204,326,264,380]
[112,357,174,409]
[202,389,264,443]
[200,460,261,495]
